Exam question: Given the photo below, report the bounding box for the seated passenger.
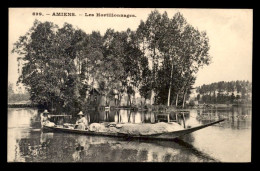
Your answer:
[41,109,50,127]
[75,111,89,130]
[41,109,55,127]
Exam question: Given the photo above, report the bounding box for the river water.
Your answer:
[7,107,251,162]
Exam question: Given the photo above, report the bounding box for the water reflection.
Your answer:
[16,134,217,162]
[8,107,251,162]
[196,107,251,130]
[84,109,158,124]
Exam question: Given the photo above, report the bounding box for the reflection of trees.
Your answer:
[18,133,77,162]
[196,107,251,130]
[140,111,145,123]
[18,137,49,162]
[127,110,132,123]
[143,111,156,123]
[143,111,151,123]
[120,149,139,162]
[16,130,219,162]
[152,138,218,162]
[88,109,100,123]
[82,137,217,162]
[27,109,40,128]
[114,110,120,123]
[107,110,117,122]
[231,108,235,128]
[87,109,119,123]
[74,109,200,125]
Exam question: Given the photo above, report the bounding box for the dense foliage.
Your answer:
[196,81,252,104]
[12,10,211,113]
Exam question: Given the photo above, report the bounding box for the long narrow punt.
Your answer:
[43,126,122,137]
[130,119,225,140]
[43,119,225,140]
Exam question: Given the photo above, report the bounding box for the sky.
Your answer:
[8,8,252,89]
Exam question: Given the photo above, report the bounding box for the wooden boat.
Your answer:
[42,119,225,140]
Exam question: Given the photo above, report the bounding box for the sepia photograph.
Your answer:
[8,8,252,162]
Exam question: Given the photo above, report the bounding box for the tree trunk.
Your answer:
[171,98,174,106]
[150,90,153,105]
[182,89,187,108]
[132,93,136,105]
[150,47,156,106]
[129,96,132,106]
[128,110,131,122]
[105,94,108,106]
[176,93,179,107]
[167,61,174,106]
[78,57,81,75]
[167,88,171,106]
[128,94,132,106]
[118,94,122,106]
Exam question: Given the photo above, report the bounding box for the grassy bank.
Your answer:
[8,103,37,108]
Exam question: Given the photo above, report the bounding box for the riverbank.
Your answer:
[8,102,37,108]
[8,102,251,111]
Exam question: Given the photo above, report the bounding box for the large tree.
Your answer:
[156,12,211,106]
[12,21,87,113]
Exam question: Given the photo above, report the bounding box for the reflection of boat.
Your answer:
[43,119,225,140]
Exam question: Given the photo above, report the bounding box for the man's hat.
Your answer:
[77,111,84,116]
[43,109,49,114]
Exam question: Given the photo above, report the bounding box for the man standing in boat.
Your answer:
[75,111,89,130]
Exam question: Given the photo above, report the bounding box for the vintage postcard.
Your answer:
[8,8,252,162]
